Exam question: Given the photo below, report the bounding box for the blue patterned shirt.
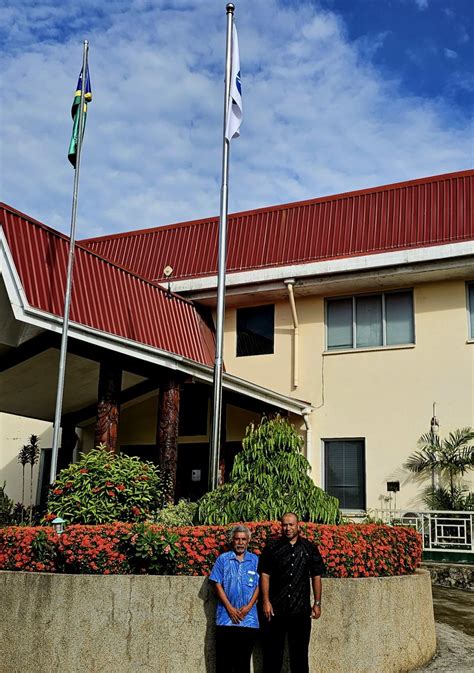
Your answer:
[209,550,260,628]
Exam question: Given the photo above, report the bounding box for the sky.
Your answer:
[1,0,473,238]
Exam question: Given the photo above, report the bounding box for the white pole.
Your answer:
[209,4,234,491]
[50,41,89,484]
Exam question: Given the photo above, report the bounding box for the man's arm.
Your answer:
[260,572,274,621]
[239,585,259,618]
[212,582,242,624]
[311,575,322,620]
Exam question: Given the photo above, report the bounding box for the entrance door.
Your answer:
[175,443,209,501]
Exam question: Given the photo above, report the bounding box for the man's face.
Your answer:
[232,532,249,555]
[281,514,299,541]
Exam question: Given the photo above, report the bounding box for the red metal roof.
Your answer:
[0,204,215,366]
[81,170,474,282]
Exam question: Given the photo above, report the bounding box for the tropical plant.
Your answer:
[17,444,30,522]
[197,415,340,525]
[153,499,198,526]
[404,427,474,510]
[0,482,14,527]
[47,445,172,524]
[126,523,180,574]
[27,435,40,524]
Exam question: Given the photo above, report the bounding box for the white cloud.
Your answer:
[444,48,458,59]
[413,0,429,9]
[0,0,472,239]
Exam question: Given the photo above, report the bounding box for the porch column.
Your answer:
[157,377,180,502]
[95,361,122,452]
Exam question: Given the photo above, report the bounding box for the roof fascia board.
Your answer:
[0,228,307,416]
[167,240,474,294]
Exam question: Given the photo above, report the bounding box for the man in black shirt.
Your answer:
[258,512,325,673]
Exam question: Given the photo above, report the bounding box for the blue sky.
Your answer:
[1,0,472,237]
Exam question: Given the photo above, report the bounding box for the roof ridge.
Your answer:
[79,169,474,244]
[0,202,196,308]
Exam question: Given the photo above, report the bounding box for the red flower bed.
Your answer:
[0,522,421,577]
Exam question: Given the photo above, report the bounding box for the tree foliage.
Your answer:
[404,427,474,510]
[198,416,340,525]
[47,446,171,524]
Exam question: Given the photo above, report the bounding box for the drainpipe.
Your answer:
[284,279,299,389]
[302,407,312,466]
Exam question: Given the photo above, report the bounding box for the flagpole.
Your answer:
[209,4,235,491]
[50,40,90,484]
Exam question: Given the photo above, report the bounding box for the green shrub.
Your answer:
[126,523,180,574]
[198,416,340,524]
[47,446,170,524]
[153,499,198,526]
[0,482,14,527]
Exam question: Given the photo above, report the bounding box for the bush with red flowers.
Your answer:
[0,521,421,577]
[46,447,172,524]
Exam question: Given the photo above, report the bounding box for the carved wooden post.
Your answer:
[158,377,180,502]
[95,361,122,452]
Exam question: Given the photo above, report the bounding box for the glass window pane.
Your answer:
[327,298,352,349]
[324,440,365,510]
[355,295,382,347]
[469,284,474,339]
[237,304,274,356]
[386,291,414,345]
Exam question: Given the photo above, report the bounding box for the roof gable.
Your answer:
[0,204,215,366]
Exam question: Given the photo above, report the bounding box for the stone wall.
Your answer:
[0,570,436,673]
[423,562,474,591]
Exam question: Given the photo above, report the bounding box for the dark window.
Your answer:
[324,440,365,510]
[468,283,474,339]
[236,304,274,357]
[179,385,209,436]
[326,290,414,350]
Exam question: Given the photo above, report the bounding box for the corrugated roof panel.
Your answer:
[80,170,474,282]
[0,205,215,366]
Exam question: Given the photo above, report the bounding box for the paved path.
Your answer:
[413,587,474,672]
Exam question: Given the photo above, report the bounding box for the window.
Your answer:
[468,282,474,339]
[324,440,365,510]
[236,304,274,357]
[326,290,414,350]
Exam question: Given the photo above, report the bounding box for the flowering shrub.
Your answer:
[0,521,421,577]
[46,447,171,524]
[56,523,130,574]
[0,526,57,572]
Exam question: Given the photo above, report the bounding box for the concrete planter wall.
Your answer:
[0,569,435,673]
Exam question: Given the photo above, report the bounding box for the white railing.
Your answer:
[372,509,474,553]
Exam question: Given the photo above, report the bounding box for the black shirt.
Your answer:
[258,536,325,617]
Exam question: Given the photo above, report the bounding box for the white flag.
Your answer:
[225,24,242,141]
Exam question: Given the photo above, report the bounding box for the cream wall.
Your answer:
[0,412,53,505]
[223,279,474,512]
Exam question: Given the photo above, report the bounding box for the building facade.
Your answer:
[1,170,473,513]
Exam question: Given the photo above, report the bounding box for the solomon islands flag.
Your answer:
[68,65,92,167]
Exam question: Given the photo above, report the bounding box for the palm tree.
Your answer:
[404,428,474,510]
[17,444,30,523]
[27,435,40,524]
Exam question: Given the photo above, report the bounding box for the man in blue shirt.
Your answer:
[209,525,260,673]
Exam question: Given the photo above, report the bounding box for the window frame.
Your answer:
[467,281,474,340]
[322,438,367,513]
[325,289,415,351]
[236,303,275,358]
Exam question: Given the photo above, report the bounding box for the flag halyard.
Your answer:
[68,65,92,167]
[225,24,242,141]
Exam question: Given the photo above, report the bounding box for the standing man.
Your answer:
[209,525,260,673]
[258,512,325,673]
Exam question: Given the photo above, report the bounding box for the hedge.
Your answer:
[0,522,421,578]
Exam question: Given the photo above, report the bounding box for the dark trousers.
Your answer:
[215,625,257,673]
[262,614,312,673]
